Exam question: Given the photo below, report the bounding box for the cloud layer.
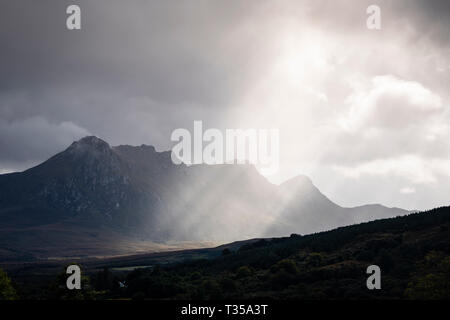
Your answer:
[1,0,449,210]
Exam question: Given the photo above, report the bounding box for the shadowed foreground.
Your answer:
[3,206,449,300]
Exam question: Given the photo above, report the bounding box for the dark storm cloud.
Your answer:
[1,0,444,108]
[1,0,448,108]
[0,0,267,107]
[388,0,450,47]
[0,0,272,165]
[1,0,450,211]
[0,0,285,163]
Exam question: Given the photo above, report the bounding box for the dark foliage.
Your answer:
[8,206,450,299]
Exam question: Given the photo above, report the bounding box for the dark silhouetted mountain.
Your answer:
[0,136,408,259]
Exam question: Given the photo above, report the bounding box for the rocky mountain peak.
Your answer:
[65,136,113,160]
[69,135,110,150]
[279,175,315,190]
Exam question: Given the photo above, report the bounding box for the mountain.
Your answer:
[0,136,408,260]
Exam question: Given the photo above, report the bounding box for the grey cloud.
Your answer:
[1,0,450,210]
[0,116,89,163]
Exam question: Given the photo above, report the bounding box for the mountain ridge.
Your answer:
[0,136,408,260]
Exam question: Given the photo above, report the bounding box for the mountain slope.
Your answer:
[104,206,450,300]
[0,136,408,259]
[6,206,449,300]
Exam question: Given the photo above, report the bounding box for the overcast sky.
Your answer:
[1,0,449,210]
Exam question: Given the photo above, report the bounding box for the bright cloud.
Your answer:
[332,155,445,184]
[340,75,443,131]
[400,187,416,194]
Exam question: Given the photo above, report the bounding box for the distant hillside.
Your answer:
[0,136,407,259]
[108,206,450,300]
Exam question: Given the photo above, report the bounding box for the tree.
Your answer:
[221,248,232,256]
[236,266,252,278]
[94,267,115,291]
[46,265,95,300]
[0,268,17,300]
[405,252,450,299]
[272,259,298,274]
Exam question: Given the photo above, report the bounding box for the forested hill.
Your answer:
[111,206,450,300]
[8,206,450,300]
